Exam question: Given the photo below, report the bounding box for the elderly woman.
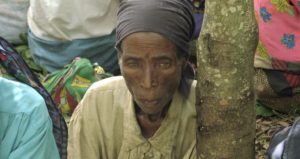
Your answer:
[68,0,196,158]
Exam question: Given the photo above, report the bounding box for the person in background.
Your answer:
[27,0,121,75]
[189,0,205,71]
[67,0,197,158]
[254,0,300,113]
[0,77,60,159]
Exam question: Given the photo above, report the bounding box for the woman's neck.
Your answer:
[134,102,170,138]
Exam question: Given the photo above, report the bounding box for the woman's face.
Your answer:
[119,32,185,115]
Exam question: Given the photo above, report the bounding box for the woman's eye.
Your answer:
[158,62,171,69]
[126,62,139,68]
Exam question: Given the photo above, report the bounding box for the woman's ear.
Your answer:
[117,48,123,63]
[118,56,122,67]
[181,58,188,71]
[182,58,195,80]
[116,47,122,58]
[116,46,124,73]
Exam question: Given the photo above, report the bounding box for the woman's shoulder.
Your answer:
[88,76,127,93]
[0,78,46,115]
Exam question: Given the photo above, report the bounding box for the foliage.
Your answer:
[256,102,275,117]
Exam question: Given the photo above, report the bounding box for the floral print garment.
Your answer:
[255,0,300,65]
[255,0,300,96]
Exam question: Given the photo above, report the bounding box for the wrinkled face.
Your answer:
[119,32,185,115]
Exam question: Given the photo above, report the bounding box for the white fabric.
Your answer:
[28,0,120,40]
[0,0,29,43]
[271,140,285,159]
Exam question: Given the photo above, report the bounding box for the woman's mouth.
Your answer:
[139,99,159,106]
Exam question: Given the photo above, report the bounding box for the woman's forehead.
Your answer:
[123,32,169,42]
[121,32,176,50]
[120,33,178,60]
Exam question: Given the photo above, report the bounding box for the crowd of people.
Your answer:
[0,0,299,158]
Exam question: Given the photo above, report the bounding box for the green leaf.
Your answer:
[256,102,275,117]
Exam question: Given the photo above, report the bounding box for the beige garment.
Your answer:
[254,55,273,70]
[28,0,120,40]
[68,76,197,159]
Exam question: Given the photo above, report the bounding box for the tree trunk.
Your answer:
[196,0,258,158]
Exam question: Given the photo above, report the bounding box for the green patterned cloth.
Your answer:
[43,57,112,116]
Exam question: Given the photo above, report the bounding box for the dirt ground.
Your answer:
[255,113,300,159]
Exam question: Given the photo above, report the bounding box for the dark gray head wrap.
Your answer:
[116,0,195,57]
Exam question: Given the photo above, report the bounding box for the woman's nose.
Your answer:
[140,66,157,88]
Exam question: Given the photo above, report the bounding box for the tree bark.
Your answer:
[196,0,258,158]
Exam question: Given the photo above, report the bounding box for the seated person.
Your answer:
[254,0,300,113]
[67,0,197,158]
[27,0,121,74]
[0,77,60,159]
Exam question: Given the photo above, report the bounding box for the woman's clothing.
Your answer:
[27,0,120,74]
[28,30,119,73]
[0,77,60,159]
[0,36,68,158]
[28,0,119,40]
[254,0,300,96]
[68,76,197,159]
